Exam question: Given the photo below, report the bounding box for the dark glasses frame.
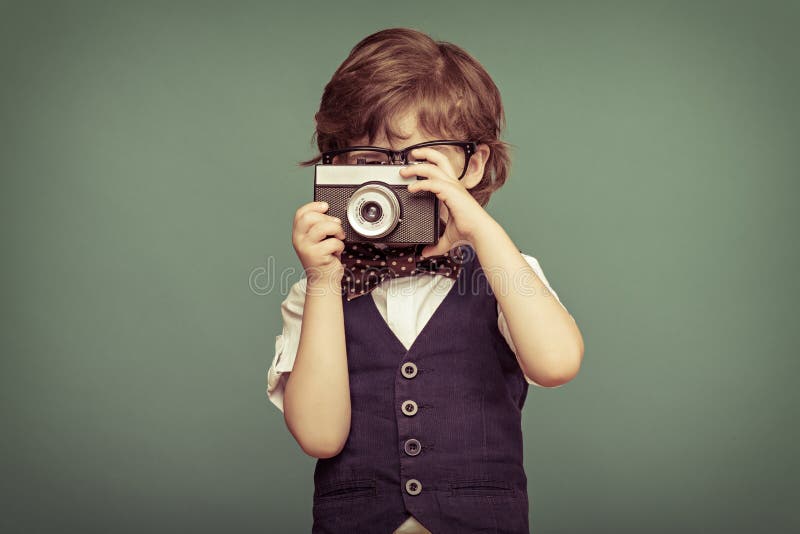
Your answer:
[321,140,478,180]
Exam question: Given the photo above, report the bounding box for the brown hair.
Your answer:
[298,27,513,206]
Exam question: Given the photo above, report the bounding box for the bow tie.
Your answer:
[340,242,465,301]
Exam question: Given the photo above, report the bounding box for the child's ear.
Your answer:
[461,143,490,190]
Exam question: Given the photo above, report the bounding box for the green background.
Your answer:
[2,0,798,532]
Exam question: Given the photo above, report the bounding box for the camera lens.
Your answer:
[360,201,382,223]
[347,183,401,239]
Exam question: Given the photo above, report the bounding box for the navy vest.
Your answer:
[312,246,530,533]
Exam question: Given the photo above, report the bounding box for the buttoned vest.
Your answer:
[312,245,530,533]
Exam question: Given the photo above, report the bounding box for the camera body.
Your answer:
[314,164,440,245]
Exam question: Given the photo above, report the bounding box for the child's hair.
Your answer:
[298,27,512,206]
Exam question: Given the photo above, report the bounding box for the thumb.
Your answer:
[421,240,448,258]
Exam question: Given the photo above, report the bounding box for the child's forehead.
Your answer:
[351,133,442,150]
[347,112,451,149]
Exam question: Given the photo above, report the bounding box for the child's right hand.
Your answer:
[292,201,346,284]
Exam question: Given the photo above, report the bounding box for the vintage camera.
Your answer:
[313,163,440,245]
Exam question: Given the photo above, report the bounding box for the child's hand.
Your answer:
[400,147,495,257]
[292,201,346,285]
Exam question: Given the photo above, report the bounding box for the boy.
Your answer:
[267,27,584,533]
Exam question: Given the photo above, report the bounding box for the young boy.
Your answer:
[267,28,584,534]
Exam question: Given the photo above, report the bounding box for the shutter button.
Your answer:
[401,400,418,416]
[404,438,421,456]
[405,478,422,495]
[401,362,418,379]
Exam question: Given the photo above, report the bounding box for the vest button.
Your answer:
[401,400,418,416]
[401,362,418,379]
[404,438,422,456]
[405,478,423,496]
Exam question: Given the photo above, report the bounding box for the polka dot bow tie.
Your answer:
[340,242,465,301]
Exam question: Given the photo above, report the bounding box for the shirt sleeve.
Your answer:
[497,253,571,389]
[266,278,307,413]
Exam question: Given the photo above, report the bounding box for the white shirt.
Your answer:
[266,252,569,413]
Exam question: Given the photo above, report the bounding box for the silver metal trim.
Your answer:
[315,164,420,186]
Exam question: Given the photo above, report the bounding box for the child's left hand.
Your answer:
[400,147,495,257]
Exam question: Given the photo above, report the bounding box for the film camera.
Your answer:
[313,162,440,245]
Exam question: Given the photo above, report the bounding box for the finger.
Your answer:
[421,238,450,258]
[314,236,346,257]
[296,210,341,236]
[296,200,330,218]
[410,147,457,178]
[306,220,345,243]
[406,147,459,181]
[406,175,452,200]
[301,212,341,230]
[294,201,331,226]
[399,161,461,186]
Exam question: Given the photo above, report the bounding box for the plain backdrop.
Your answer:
[1,1,798,532]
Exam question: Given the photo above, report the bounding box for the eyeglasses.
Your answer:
[321,140,477,180]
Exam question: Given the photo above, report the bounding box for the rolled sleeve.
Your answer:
[497,253,570,389]
[266,278,306,413]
